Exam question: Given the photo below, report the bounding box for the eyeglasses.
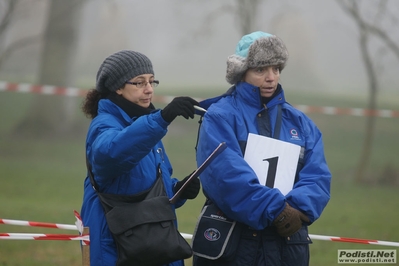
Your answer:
[125,80,159,88]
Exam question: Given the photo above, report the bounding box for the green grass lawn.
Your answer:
[0,88,398,265]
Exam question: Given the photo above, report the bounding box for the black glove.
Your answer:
[173,173,201,200]
[161,97,199,123]
[273,203,310,237]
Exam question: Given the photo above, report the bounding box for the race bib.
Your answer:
[244,133,300,195]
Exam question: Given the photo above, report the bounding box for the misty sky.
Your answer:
[2,0,399,96]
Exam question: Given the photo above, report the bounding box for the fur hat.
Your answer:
[226,31,289,85]
[96,50,154,93]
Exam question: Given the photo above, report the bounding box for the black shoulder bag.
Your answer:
[86,159,192,266]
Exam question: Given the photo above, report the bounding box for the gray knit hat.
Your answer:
[226,31,289,85]
[96,50,154,93]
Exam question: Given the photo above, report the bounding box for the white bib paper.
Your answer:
[244,133,301,195]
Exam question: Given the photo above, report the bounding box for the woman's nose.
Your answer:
[264,69,275,81]
[143,82,154,92]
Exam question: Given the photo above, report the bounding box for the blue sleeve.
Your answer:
[88,110,169,180]
[197,110,286,230]
[285,120,331,223]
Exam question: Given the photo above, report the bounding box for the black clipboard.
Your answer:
[169,142,227,204]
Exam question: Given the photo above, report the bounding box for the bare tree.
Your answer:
[336,0,399,183]
[235,0,262,34]
[0,0,45,70]
[0,0,18,40]
[187,0,264,38]
[0,0,20,67]
[12,0,87,137]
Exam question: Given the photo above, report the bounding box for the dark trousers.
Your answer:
[193,225,311,266]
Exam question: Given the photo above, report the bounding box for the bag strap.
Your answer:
[194,116,203,153]
[85,155,162,193]
[273,104,283,139]
[85,155,99,192]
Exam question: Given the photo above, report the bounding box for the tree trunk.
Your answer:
[236,0,261,35]
[335,0,398,184]
[354,26,378,183]
[13,0,84,138]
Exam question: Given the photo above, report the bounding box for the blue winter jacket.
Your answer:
[196,82,331,229]
[81,99,186,266]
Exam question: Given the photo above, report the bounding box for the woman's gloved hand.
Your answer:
[161,97,199,123]
[173,173,201,200]
[273,203,310,237]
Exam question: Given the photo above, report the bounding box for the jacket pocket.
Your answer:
[284,225,312,245]
[282,225,312,266]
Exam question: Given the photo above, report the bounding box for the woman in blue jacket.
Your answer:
[194,32,331,265]
[81,50,200,266]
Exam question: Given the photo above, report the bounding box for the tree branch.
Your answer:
[337,0,399,61]
[0,0,19,39]
[0,34,42,68]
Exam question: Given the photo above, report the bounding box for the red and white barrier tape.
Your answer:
[0,233,89,241]
[0,81,86,97]
[0,211,90,245]
[295,105,399,118]
[1,81,398,118]
[175,233,399,247]
[308,234,399,247]
[0,218,77,231]
[1,216,399,247]
[73,210,90,245]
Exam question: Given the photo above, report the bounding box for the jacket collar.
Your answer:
[235,82,284,109]
[198,83,286,112]
[107,93,155,118]
[97,96,157,126]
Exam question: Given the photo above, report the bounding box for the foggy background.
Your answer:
[0,2,398,265]
[1,0,398,94]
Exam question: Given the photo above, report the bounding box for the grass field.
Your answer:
[0,87,398,265]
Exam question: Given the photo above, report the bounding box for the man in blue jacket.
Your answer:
[193,31,331,265]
